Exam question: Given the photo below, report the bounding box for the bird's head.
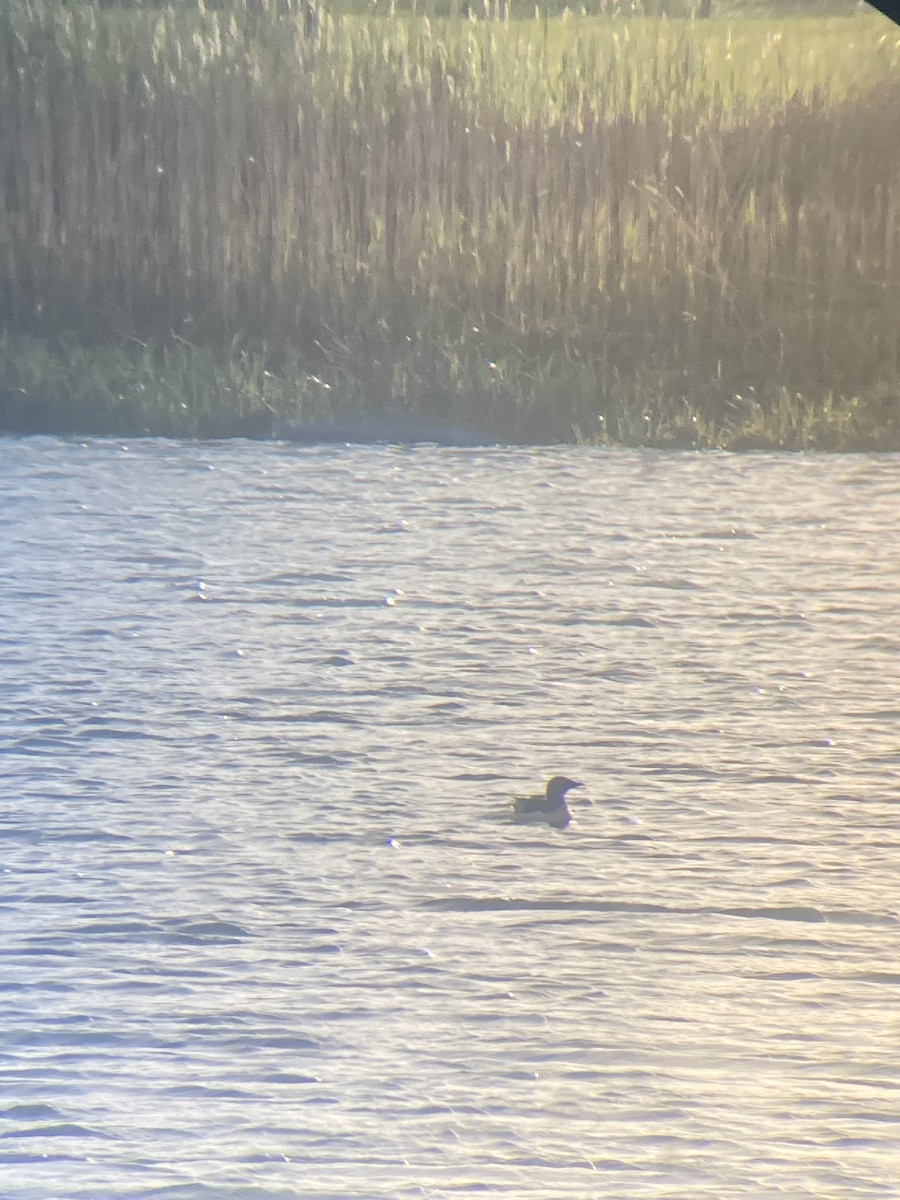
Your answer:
[546,776,584,803]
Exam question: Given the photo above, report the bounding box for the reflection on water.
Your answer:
[1,437,899,1199]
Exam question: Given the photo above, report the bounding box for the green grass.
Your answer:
[1,0,899,446]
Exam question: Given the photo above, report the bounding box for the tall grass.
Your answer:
[1,0,898,444]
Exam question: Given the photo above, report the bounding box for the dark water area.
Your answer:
[0,393,504,446]
[1,437,899,1199]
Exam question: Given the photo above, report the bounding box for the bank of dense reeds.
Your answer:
[1,0,898,445]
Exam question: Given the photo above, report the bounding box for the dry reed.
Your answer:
[1,0,898,444]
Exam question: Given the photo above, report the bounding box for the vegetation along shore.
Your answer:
[1,0,898,447]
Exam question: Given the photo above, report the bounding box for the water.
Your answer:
[1,437,899,1200]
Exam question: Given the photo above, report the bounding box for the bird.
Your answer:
[511,776,584,828]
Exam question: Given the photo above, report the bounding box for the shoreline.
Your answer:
[1,335,897,451]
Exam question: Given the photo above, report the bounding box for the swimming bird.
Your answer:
[511,776,584,828]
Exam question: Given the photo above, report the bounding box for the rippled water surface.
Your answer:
[2,438,900,1200]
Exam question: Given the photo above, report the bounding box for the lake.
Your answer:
[1,436,899,1200]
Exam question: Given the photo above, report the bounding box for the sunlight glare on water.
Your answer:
[1,438,899,1200]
